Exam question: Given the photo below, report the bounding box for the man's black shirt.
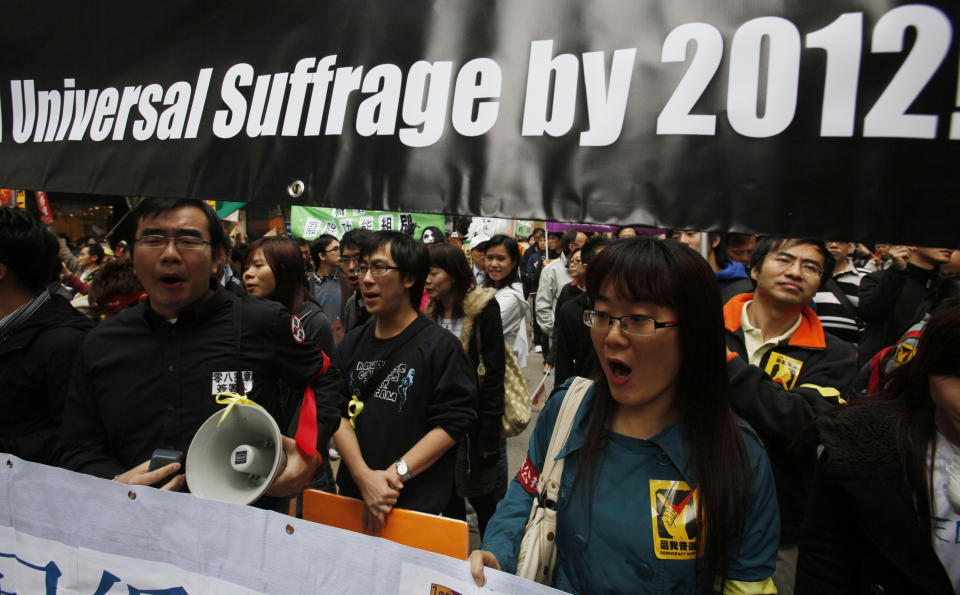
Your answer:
[336,314,477,514]
[61,285,341,480]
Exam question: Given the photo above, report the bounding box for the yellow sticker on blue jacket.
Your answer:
[764,352,804,390]
[650,480,698,560]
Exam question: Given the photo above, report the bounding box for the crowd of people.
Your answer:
[3,200,960,593]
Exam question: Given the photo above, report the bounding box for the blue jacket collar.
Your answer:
[553,382,696,485]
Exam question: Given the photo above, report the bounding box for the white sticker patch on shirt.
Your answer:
[212,371,253,395]
[291,314,306,343]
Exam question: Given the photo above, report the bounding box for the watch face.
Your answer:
[397,460,408,476]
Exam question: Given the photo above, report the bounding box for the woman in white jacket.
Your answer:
[483,234,530,368]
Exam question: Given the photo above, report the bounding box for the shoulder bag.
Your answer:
[515,376,593,584]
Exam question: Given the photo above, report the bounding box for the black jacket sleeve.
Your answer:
[554,299,580,384]
[858,268,906,322]
[269,306,343,453]
[427,331,479,443]
[60,345,127,478]
[726,337,856,453]
[471,299,505,453]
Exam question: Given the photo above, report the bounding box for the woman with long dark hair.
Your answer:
[483,234,530,368]
[243,237,337,492]
[424,242,506,536]
[797,302,960,594]
[471,237,779,593]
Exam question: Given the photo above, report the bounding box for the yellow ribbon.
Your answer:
[347,394,364,429]
[214,392,265,428]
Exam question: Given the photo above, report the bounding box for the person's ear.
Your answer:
[402,273,416,289]
[211,247,225,275]
[750,265,760,282]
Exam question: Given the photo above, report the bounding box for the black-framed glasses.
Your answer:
[769,252,824,276]
[582,310,680,336]
[135,235,212,251]
[322,246,341,254]
[355,264,401,276]
[338,256,361,267]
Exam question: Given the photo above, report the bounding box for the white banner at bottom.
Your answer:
[0,455,560,594]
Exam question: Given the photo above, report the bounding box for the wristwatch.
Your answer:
[394,459,411,482]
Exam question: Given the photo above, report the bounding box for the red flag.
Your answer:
[35,191,53,224]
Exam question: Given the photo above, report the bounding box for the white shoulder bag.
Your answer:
[515,376,593,584]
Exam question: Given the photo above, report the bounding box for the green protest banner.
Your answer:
[290,206,446,241]
[514,220,538,238]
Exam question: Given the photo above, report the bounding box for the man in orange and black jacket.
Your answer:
[724,236,856,594]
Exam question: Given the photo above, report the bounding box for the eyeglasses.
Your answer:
[338,256,361,267]
[322,246,341,253]
[355,264,401,276]
[570,259,582,265]
[769,252,824,277]
[582,310,680,336]
[135,235,212,251]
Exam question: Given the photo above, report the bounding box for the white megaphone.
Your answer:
[186,404,287,505]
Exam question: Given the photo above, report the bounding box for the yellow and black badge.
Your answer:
[894,341,916,365]
[650,480,698,560]
[764,352,804,390]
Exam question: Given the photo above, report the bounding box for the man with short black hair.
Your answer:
[309,233,342,325]
[535,229,585,358]
[61,198,341,504]
[218,235,244,296]
[0,209,94,466]
[339,228,375,333]
[551,237,611,383]
[858,245,956,364]
[333,230,476,532]
[812,240,869,345]
[672,230,753,301]
[727,233,758,266]
[724,236,855,594]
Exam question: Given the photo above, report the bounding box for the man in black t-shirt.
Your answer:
[334,231,476,533]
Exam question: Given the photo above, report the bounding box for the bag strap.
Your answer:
[824,278,861,328]
[474,319,486,377]
[356,323,439,403]
[538,377,593,501]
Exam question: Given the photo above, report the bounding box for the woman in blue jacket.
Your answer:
[470,237,780,594]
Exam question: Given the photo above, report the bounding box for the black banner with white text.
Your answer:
[1,1,959,245]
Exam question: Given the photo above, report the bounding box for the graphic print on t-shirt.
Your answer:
[650,479,698,560]
[352,360,417,412]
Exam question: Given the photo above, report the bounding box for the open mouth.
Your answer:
[607,359,632,384]
[159,274,185,288]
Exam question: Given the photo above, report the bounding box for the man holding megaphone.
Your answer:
[60,198,342,504]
